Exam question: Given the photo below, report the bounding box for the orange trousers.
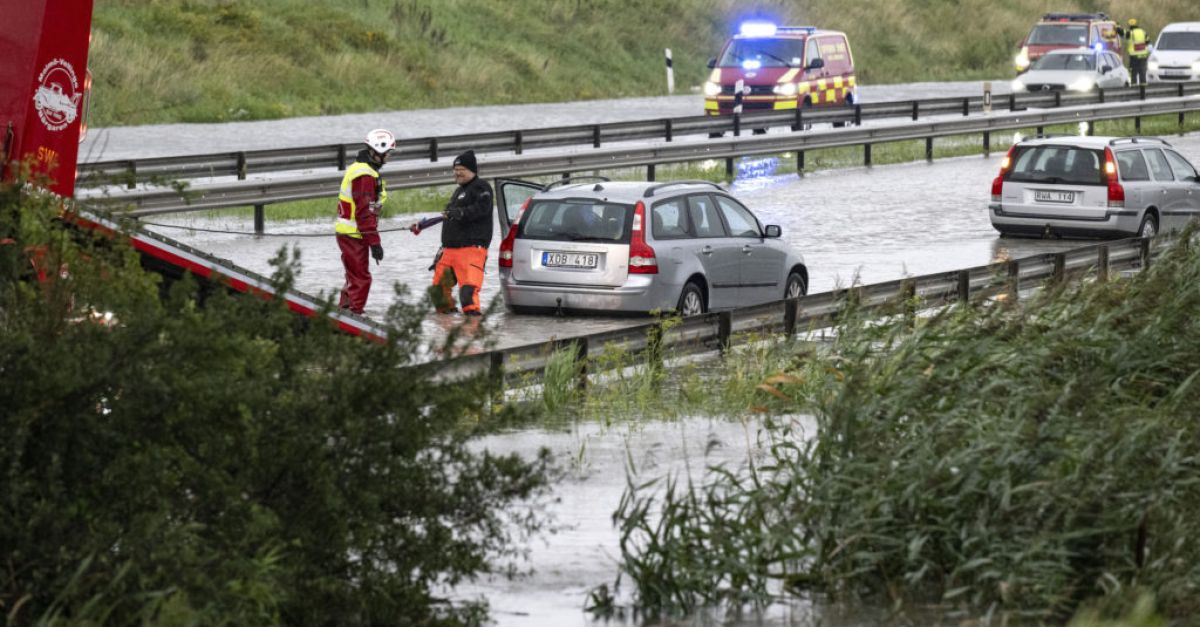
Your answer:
[432,246,487,313]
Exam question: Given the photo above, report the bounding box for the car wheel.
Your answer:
[676,281,705,317]
[1138,213,1158,238]
[784,271,807,300]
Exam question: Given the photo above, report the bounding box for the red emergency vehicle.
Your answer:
[1,0,387,340]
[1015,13,1122,74]
[704,22,856,116]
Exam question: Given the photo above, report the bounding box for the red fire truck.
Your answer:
[1,0,386,340]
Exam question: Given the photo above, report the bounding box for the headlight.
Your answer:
[1010,79,1027,92]
[772,83,797,97]
[703,81,721,97]
[1068,76,1095,92]
[1148,60,1159,72]
[1015,48,1030,71]
[1193,60,1200,74]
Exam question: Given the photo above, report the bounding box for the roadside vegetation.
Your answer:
[594,230,1200,622]
[0,173,553,625]
[90,0,1198,127]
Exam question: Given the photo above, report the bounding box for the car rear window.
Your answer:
[519,199,631,243]
[1028,24,1088,46]
[1009,145,1105,185]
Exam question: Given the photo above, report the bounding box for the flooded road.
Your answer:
[135,131,1200,626]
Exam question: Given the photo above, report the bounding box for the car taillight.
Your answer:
[498,198,529,268]
[991,145,1017,202]
[629,201,657,274]
[1104,147,1124,208]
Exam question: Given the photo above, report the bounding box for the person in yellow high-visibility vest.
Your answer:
[1117,18,1151,85]
[334,129,393,314]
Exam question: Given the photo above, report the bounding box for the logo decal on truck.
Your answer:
[32,59,81,132]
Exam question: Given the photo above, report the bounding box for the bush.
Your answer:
[0,177,551,625]
[615,234,1200,621]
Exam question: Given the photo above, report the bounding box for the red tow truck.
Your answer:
[1,0,387,340]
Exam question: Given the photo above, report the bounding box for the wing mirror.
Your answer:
[706,57,717,69]
[806,58,825,71]
[764,224,782,238]
[1100,65,1112,74]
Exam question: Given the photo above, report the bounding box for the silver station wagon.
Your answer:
[989,136,1200,238]
[495,178,808,315]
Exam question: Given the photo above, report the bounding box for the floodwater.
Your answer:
[116,93,1200,626]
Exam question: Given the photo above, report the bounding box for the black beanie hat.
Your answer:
[453,150,478,174]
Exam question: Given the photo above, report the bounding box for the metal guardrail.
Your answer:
[433,235,1164,388]
[78,83,1200,188]
[84,95,1200,217]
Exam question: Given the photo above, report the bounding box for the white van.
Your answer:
[1148,22,1200,82]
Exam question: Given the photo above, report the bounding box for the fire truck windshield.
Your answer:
[718,38,805,68]
[1028,24,1088,46]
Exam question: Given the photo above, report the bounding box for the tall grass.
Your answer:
[90,0,1200,127]
[611,231,1200,621]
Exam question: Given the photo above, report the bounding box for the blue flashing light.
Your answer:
[1092,42,1104,51]
[742,59,762,70]
[739,21,777,38]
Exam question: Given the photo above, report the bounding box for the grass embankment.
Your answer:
[90,0,1198,127]
[599,231,1200,622]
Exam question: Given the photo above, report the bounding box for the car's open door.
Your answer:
[495,178,546,233]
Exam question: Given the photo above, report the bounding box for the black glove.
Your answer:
[370,244,384,262]
[444,207,463,220]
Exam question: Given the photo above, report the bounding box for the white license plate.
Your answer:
[543,251,599,268]
[1034,190,1074,203]
[1162,69,1188,75]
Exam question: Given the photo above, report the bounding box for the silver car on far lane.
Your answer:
[495,179,809,316]
[1011,47,1130,93]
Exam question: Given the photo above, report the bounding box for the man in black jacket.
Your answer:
[421,150,493,315]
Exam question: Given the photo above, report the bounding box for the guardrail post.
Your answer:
[1139,84,1146,100]
[664,119,673,142]
[1180,111,1186,130]
[962,97,969,116]
[1135,116,1142,134]
[854,104,862,126]
[925,137,933,162]
[718,311,732,353]
[593,125,601,148]
[1097,244,1109,282]
[957,270,970,303]
[983,131,990,156]
[1179,84,1185,98]
[901,279,916,326]
[236,152,247,180]
[911,100,919,121]
[646,321,664,372]
[864,143,872,166]
[783,298,798,336]
[647,164,656,181]
[1054,92,1061,108]
[1140,237,1151,270]
[1009,93,1018,112]
[575,337,589,392]
[1098,89,1105,104]
[1085,121,1094,136]
[125,160,136,189]
[488,352,505,412]
[725,157,734,177]
[514,131,523,156]
[797,150,805,173]
[337,145,347,170]
[1052,253,1065,283]
[429,138,438,162]
[792,108,803,132]
[254,204,265,236]
[1036,126,1044,136]
[733,113,741,137]
[1007,260,1020,301]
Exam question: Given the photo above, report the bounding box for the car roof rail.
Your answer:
[1041,12,1108,22]
[1108,137,1173,147]
[642,180,725,198]
[546,175,611,191]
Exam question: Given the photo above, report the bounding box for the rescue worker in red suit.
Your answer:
[335,129,394,314]
[410,149,493,315]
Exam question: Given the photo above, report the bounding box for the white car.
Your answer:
[989,136,1200,239]
[1011,47,1129,93]
[1148,22,1200,82]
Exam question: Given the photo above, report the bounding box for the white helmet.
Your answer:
[365,128,395,155]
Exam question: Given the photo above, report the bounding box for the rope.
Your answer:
[134,220,422,238]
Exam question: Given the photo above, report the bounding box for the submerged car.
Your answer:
[494,179,808,316]
[989,136,1200,238]
[1011,47,1129,93]
[1148,22,1200,82]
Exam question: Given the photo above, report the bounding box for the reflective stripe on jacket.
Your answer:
[1128,27,1149,57]
[335,161,387,241]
